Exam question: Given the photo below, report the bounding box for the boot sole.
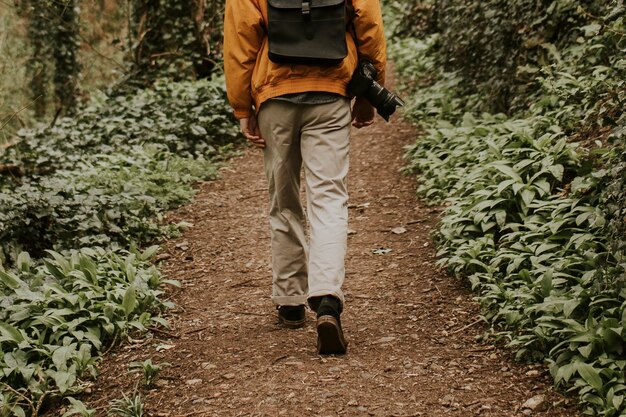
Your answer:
[279,316,306,329]
[317,315,347,354]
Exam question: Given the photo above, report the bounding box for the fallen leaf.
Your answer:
[156,344,176,352]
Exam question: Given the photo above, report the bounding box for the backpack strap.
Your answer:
[345,0,358,49]
[302,0,311,18]
[303,0,314,39]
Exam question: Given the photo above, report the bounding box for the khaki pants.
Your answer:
[258,98,352,309]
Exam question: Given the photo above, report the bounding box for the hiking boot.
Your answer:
[315,296,347,354]
[277,305,306,328]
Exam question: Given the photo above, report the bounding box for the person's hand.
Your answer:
[240,114,265,148]
[352,97,376,128]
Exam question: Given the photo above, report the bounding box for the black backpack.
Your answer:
[267,0,353,65]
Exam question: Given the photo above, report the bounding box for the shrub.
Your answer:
[0,77,240,264]
[391,2,626,413]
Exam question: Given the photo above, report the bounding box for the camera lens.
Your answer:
[348,60,405,121]
[365,82,405,121]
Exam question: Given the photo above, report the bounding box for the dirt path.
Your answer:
[83,116,580,416]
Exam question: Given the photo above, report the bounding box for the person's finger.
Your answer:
[353,118,374,128]
[244,134,266,148]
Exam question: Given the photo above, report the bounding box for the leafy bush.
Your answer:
[0,77,239,264]
[0,147,217,261]
[128,0,225,82]
[392,2,626,414]
[399,0,623,115]
[1,9,241,414]
[0,246,177,416]
[603,129,626,279]
[3,78,238,176]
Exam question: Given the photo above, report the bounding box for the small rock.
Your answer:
[440,394,455,407]
[522,394,546,411]
[155,253,172,261]
[391,227,407,234]
[185,379,202,385]
[429,363,444,372]
[175,241,189,250]
[374,336,396,344]
[348,400,358,406]
[223,373,236,380]
[525,370,540,377]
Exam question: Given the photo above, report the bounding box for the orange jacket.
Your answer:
[223,0,387,119]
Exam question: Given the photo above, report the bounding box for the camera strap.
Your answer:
[267,0,353,65]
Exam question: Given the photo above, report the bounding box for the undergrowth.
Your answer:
[392,2,626,415]
[0,76,239,414]
[0,78,239,264]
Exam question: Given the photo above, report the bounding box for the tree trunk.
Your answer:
[129,0,221,82]
[52,0,81,116]
[27,2,51,119]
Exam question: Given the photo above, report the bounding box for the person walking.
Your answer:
[223,0,387,354]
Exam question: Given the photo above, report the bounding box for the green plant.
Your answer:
[51,0,81,116]
[0,77,239,264]
[391,1,626,414]
[129,359,167,388]
[0,4,32,141]
[62,397,96,417]
[108,391,144,417]
[128,0,225,83]
[0,246,178,412]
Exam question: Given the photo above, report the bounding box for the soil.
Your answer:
[66,114,582,417]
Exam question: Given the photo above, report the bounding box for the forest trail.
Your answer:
[84,115,580,416]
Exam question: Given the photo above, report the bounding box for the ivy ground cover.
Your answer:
[391,5,626,414]
[0,77,239,415]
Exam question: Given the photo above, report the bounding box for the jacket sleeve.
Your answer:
[223,0,265,119]
[352,0,387,86]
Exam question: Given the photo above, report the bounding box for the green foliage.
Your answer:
[25,0,82,118]
[129,0,225,83]
[401,0,624,115]
[0,147,215,261]
[0,72,238,415]
[1,5,238,414]
[62,397,96,417]
[603,129,626,274]
[0,5,31,143]
[52,0,81,116]
[129,359,166,388]
[0,246,177,414]
[26,1,53,119]
[392,1,626,414]
[108,391,144,417]
[0,78,239,264]
[5,78,237,173]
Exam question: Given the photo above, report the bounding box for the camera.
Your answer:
[347,61,405,121]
